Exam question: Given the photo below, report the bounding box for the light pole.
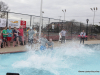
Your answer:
[32,17,35,28]
[0,5,2,18]
[42,11,44,29]
[39,0,43,40]
[62,9,66,22]
[90,7,98,35]
[86,19,89,40]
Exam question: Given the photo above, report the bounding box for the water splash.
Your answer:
[12,42,96,75]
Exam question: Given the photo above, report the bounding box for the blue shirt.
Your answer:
[7,29,12,37]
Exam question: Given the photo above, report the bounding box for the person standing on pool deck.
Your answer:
[0,30,3,48]
[7,26,12,47]
[33,28,37,43]
[40,35,48,50]
[80,30,86,44]
[60,28,66,43]
[2,27,8,48]
[13,27,18,47]
[48,38,54,50]
[28,27,35,45]
[26,27,30,43]
[18,26,24,45]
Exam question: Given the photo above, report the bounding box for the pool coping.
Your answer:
[0,50,27,54]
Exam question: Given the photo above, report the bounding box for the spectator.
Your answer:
[48,38,54,50]
[13,27,17,47]
[80,30,86,44]
[26,27,30,43]
[0,30,3,48]
[60,28,66,43]
[7,26,12,47]
[16,28,20,46]
[33,28,37,43]
[2,27,8,48]
[40,35,48,50]
[18,26,24,45]
[28,27,35,45]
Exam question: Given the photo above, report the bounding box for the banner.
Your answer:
[20,20,26,28]
[0,18,6,27]
[8,19,20,28]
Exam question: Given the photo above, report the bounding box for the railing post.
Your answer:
[6,12,8,27]
[30,15,32,27]
[48,18,50,40]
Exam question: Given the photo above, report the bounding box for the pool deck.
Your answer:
[0,40,100,54]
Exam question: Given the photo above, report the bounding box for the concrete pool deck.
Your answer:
[0,40,100,54]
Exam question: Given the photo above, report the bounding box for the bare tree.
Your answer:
[0,1,10,18]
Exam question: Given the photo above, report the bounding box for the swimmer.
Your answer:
[40,35,48,50]
[48,38,54,50]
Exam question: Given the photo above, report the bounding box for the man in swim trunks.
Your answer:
[7,26,12,47]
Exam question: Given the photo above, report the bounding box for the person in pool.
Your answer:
[40,35,48,50]
[47,38,54,50]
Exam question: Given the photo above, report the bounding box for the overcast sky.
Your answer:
[2,0,100,25]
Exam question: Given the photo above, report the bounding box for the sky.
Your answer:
[1,0,100,25]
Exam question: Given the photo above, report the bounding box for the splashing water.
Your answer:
[0,42,100,75]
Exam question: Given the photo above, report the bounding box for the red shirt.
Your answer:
[18,28,24,36]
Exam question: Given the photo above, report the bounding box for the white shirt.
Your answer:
[61,30,66,36]
[80,32,86,37]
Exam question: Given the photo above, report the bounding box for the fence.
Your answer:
[0,11,99,40]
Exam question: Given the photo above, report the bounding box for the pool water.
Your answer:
[0,43,100,75]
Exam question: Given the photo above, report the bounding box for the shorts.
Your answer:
[7,37,12,41]
[40,46,46,50]
[28,39,33,44]
[13,36,17,41]
[3,37,7,42]
[19,36,24,42]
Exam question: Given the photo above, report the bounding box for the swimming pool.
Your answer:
[0,43,100,75]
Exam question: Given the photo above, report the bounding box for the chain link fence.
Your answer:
[0,11,99,40]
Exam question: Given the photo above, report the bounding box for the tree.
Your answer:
[0,1,10,18]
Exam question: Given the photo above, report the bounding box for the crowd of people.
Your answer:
[0,26,54,50]
[0,26,25,48]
